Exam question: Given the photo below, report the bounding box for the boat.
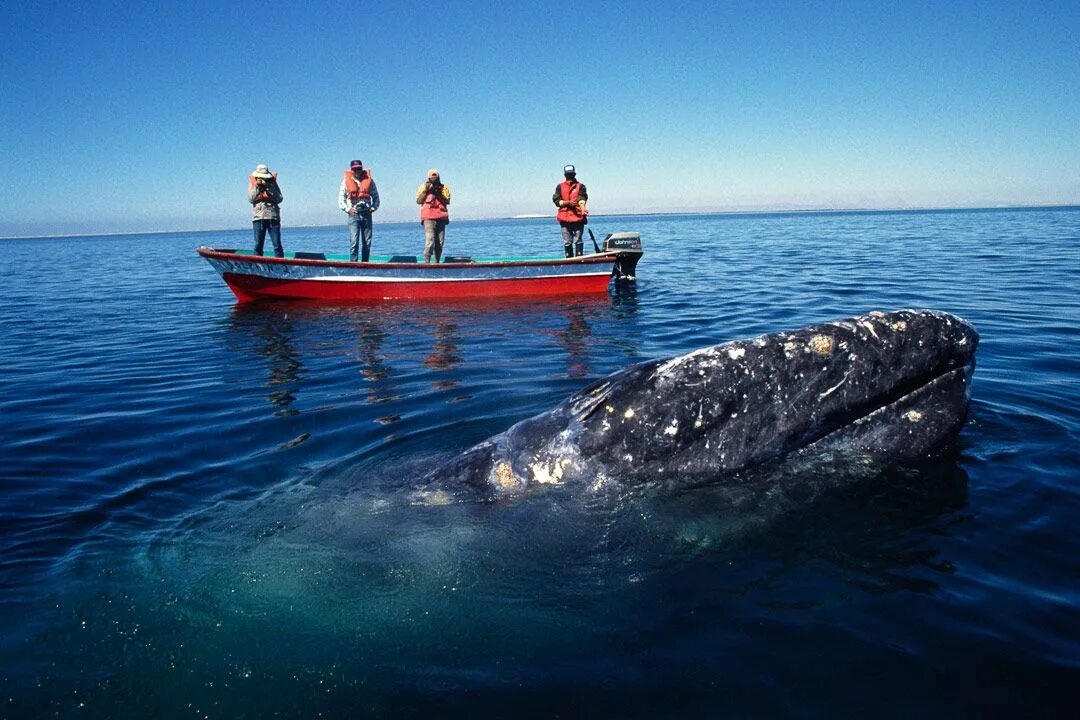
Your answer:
[198,232,642,303]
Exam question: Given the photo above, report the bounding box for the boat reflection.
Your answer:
[421,315,462,393]
[554,305,593,378]
[609,280,639,314]
[225,307,304,416]
[356,318,397,405]
[222,292,641,417]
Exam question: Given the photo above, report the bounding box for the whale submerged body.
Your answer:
[421,310,978,500]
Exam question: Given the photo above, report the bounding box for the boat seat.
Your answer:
[389,255,418,263]
[294,251,327,260]
[444,256,473,263]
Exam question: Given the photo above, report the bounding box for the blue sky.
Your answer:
[2,0,1078,235]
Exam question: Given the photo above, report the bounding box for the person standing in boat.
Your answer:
[553,164,588,257]
[416,169,451,263]
[248,164,284,258]
[338,160,381,262]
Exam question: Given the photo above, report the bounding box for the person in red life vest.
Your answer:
[553,164,588,257]
[338,160,381,262]
[248,164,285,258]
[416,168,452,263]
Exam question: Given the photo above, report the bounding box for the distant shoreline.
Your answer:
[3,203,1078,240]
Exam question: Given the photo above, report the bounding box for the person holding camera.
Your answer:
[338,160,381,263]
[248,164,285,258]
[416,168,452,263]
[553,164,588,257]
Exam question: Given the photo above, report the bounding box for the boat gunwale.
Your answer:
[196,246,620,270]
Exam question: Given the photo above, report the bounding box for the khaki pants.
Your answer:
[423,219,447,263]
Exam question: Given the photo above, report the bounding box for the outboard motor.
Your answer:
[603,232,643,280]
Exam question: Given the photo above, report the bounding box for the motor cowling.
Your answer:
[604,232,642,280]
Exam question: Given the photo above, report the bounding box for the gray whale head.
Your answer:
[419,310,978,500]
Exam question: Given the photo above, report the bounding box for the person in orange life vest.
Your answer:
[416,168,452,263]
[553,164,588,257]
[338,160,381,262]
[248,164,284,258]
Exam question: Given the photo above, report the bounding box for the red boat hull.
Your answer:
[221,271,614,302]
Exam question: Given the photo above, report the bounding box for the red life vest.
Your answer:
[419,186,450,221]
[344,169,373,199]
[249,173,279,203]
[556,181,586,223]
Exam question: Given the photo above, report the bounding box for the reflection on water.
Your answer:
[554,305,593,377]
[357,318,390,381]
[422,317,462,394]
[229,308,304,416]
[356,317,397,405]
[609,280,639,313]
[221,292,643,421]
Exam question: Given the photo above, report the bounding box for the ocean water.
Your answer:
[1,209,1078,718]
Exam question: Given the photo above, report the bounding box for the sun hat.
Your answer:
[563,164,576,175]
[252,164,273,178]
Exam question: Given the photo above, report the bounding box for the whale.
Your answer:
[416,309,978,501]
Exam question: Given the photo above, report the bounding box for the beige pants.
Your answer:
[423,219,447,263]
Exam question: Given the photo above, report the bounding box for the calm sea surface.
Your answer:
[1,209,1078,718]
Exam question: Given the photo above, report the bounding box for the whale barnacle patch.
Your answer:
[412,489,453,506]
[809,335,834,356]
[904,410,923,422]
[493,461,518,489]
[530,458,567,485]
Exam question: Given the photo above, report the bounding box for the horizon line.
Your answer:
[3,202,1078,241]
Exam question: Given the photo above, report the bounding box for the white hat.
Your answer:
[252,164,273,179]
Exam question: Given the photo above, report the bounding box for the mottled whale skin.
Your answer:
[421,310,978,499]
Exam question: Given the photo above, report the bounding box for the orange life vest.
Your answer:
[344,169,373,200]
[556,181,586,223]
[419,187,450,221]
[248,173,279,203]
